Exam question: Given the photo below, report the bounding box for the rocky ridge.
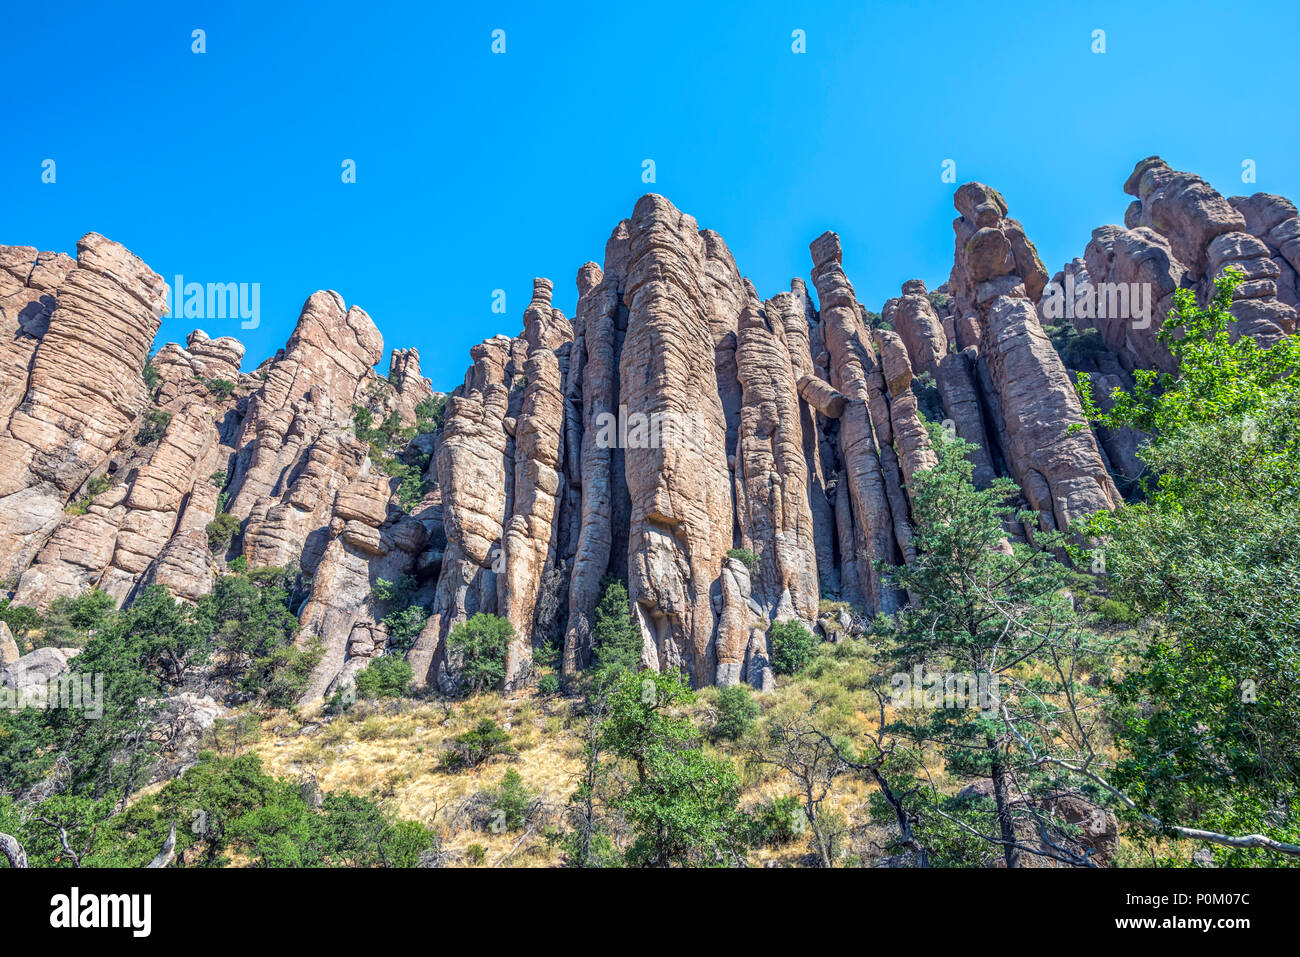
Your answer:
[2,156,1292,702]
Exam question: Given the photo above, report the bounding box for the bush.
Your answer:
[465,843,487,866]
[591,577,642,677]
[206,512,242,552]
[354,656,413,699]
[415,395,446,433]
[205,378,236,399]
[440,719,512,770]
[748,795,804,847]
[446,613,513,695]
[536,673,560,696]
[136,410,172,444]
[768,620,817,676]
[726,548,760,574]
[0,600,41,646]
[1095,597,1140,625]
[712,684,759,740]
[142,360,161,393]
[43,589,118,644]
[383,604,428,655]
[489,768,534,832]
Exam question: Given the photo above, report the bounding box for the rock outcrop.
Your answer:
[4,158,1295,701]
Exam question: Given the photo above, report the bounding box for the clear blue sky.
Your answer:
[4,0,1298,390]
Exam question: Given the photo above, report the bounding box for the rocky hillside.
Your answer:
[3,155,1296,704]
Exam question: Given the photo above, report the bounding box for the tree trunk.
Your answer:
[0,831,27,868]
[989,742,1021,868]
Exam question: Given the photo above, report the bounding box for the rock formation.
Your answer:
[3,157,1295,701]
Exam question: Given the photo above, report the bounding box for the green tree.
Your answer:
[446,613,513,695]
[489,768,535,832]
[1077,271,1300,864]
[874,429,1115,867]
[768,620,816,676]
[590,577,642,679]
[602,670,747,867]
[712,684,759,741]
[197,568,314,704]
[354,656,413,699]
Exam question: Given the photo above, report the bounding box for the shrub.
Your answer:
[446,613,513,695]
[712,684,759,740]
[748,795,804,847]
[206,512,242,552]
[373,574,416,605]
[382,604,428,655]
[591,577,642,677]
[440,719,511,770]
[0,599,41,647]
[354,656,413,699]
[726,548,760,574]
[465,843,487,866]
[536,673,560,696]
[1095,597,1140,625]
[414,395,446,433]
[43,589,117,644]
[205,378,236,399]
[489,768,534,832]
[768,620,817,676]
[142,360,161,393]
[136,409,172,444]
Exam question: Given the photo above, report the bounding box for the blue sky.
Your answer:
[4,0,1298,389]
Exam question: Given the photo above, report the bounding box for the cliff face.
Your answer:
[2,157,1292,701]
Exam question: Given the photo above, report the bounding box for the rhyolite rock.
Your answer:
[4,159,1294,701]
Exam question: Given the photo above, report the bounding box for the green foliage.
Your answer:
[725,547,760,574]
[204,377,236,399]
[872,427,1118,867]
[142,359,161,394]
[82,752,429,867]
[590,577,642,679]
[136,409,172,444]
[536,673,560,696]
[465,843,487,865]
[352,403,428,511]
[354,656,413,699]
[440,719,512,770]
[383,605,428,655]
[373,574,416,605]
[747,795,804,847]
[197,567,314,705]
[1094,597,1140,625]
[1045,322,1107,368]
[712,684,759,741]
[1076,271,1300,862]
[446,613,513,695]
[910,371,944,423]
[42,588,117,645]
[414,395,446,433]
[602,670,748,867]
[206,512,241,552]
[926,291,951,311]
[0,599,40,648]
[489,768,535,831]
[768,620,817,676]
